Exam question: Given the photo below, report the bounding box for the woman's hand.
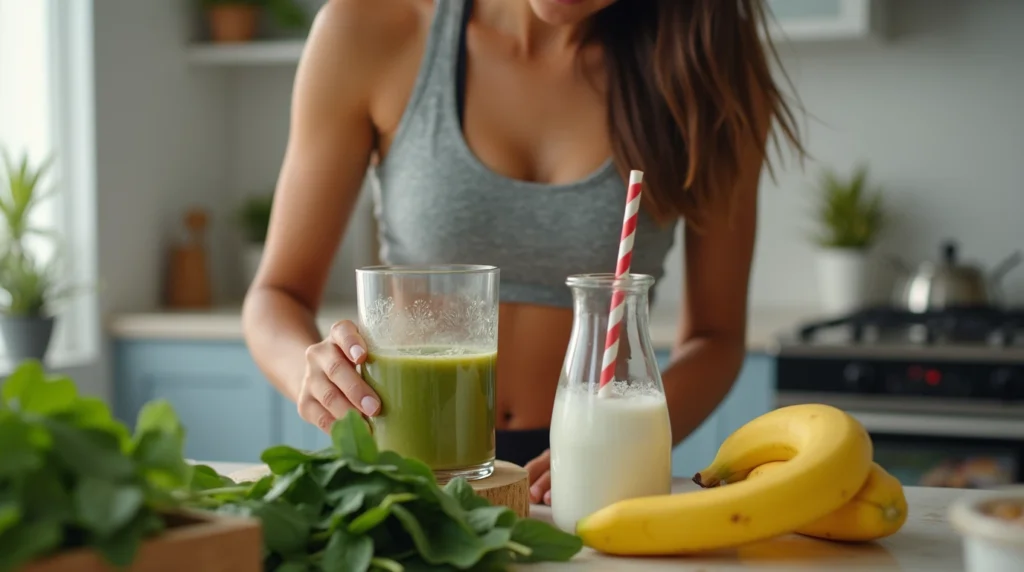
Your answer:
[297,319,381,433]
[525,449,552,505]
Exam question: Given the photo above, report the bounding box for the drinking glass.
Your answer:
[356,264,499,482]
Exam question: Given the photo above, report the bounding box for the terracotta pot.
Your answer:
[206,4,260,43]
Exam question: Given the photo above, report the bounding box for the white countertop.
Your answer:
[107,303,818,352]
[197,461,982,572]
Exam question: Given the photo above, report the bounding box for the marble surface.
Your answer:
[107,303,819,351]
[197,461,979,571]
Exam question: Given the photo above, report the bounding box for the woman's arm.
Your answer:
[242,1,385,404]
[660,132,764,445]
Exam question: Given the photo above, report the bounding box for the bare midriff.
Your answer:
[495,303,574,430]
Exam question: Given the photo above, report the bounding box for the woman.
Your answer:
[242,0,802,505]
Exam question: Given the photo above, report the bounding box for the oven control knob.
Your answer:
[843,362,876,392]
[990,368,1024,400]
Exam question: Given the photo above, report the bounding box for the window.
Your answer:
[0,0,98,370]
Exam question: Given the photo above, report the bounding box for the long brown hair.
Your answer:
[587,0,803,229]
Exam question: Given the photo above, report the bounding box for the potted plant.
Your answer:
[201,0,310,43]
[809,164,885,315]
[236,193,273,287]
[0,149,78,362]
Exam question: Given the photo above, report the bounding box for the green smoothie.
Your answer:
[360,347,497,471]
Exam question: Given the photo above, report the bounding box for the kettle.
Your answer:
[891,240,1021,313]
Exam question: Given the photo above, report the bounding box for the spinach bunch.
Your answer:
[0,360,194,572]
[188,410,583,571]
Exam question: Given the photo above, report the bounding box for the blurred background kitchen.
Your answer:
[2,0,1022,489]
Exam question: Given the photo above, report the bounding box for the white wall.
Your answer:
[655,0,1024,315]
[75,0,227,399]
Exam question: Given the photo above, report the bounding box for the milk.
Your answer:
[549,383,673,533]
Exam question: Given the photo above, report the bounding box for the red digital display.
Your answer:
[925,369,942,386]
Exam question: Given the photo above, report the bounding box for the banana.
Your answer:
[745,461,908,541]
[575,403,873,555]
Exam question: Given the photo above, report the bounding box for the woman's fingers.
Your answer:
[529,470,551,504]
[305,371,354,420]
[306,340,380,416]
[525,448,550,482]
[330,320,368,365]
[297,394,336,435]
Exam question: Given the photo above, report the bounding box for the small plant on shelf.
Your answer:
[201,0,310,43]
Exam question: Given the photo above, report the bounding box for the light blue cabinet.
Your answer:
[114,340,283,463]
[656,352,776,478]
[115,340,775,474]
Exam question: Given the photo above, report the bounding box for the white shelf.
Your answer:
[187,39,306,66]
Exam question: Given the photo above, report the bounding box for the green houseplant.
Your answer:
[237,193,273,287]
[0,149,77,362]
[809,164,886,314]
[201,0,310,43]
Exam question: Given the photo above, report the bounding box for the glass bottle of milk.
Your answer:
[549,273,673,534]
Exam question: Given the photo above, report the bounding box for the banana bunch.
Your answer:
[575,403,906,556]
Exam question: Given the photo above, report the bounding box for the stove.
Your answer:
[770,305,1024,402]
[769,305,1024,488]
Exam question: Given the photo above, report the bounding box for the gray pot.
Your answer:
[0,315,55,363]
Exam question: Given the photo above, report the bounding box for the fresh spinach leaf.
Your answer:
[44,418,135,480]
[322,528,373,572]
[0,520,62,572]
[331,412,378,464]
[74,477,145,538]
[390,503,510,569]
[0,503,20,536]
[443,478,489,511]
[261,445,315,475]
[509,518,583,562]
[251,500,311,557]
[466,505,516,534]
[0,414,45,476]
[190,464,236,491]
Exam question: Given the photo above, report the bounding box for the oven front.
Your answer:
[774,351,1024,489]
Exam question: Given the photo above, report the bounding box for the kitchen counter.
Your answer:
[199,461,978,572]
[107,303,819,352]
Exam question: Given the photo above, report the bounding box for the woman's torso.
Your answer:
[362,0,678,430]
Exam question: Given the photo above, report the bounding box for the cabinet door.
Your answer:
[766,0,881,41]
[115,340,282,464]
[768,0,844,20]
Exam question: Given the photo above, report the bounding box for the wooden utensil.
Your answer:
[166,208,212,309]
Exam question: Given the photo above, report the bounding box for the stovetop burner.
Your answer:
[796,306,1024,348]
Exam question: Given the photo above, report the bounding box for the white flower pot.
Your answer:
[816,247,874,315]
[241,243,264,287]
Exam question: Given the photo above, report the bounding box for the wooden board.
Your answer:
[228,460,531,518]
[23,509,262,572]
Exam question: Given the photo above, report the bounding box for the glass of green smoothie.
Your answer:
[356,264,498,482]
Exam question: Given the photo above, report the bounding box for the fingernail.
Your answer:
[530,485,539,499]
[350,345,366,360]
[361,395,380,416]
[544,491,551,505]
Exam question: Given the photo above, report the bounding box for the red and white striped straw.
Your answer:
[599,169,644,391]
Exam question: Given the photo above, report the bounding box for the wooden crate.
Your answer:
[22,509,262,572]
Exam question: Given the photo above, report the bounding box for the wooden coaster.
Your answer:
[226,460,530,518]
[467,460,531,519]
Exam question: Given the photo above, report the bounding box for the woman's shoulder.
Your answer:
[309,0,432,66]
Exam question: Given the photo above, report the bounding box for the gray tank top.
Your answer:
[367,0,678,308]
